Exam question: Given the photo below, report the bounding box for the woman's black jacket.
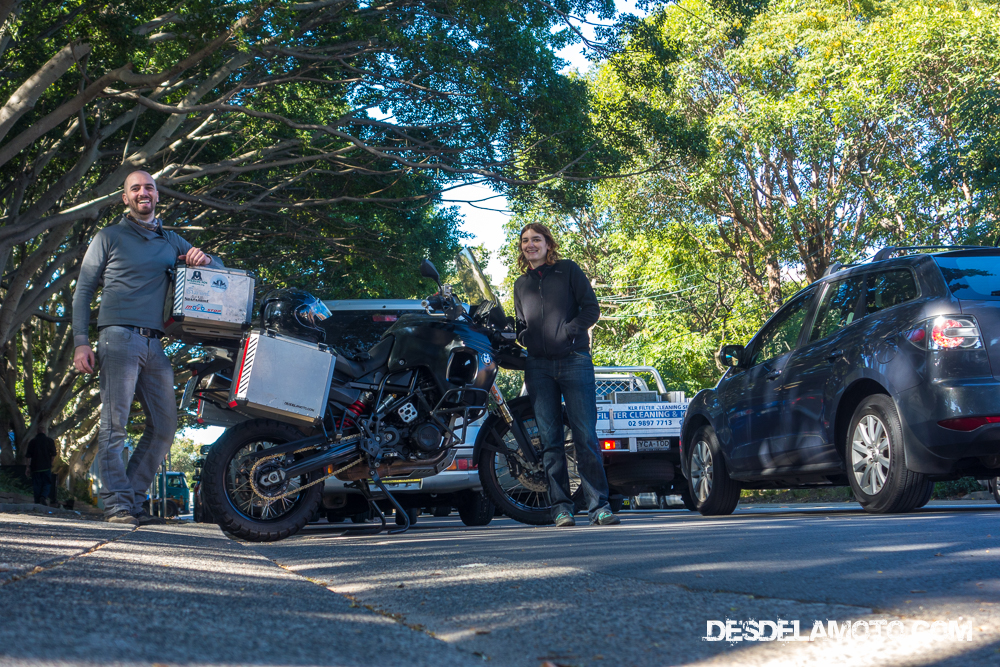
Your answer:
[513,259,600,360]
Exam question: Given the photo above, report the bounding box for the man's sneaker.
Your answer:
[592,509,621,526]
[106,510,138,526]
[554,512,576,527]
[134,510,165,526]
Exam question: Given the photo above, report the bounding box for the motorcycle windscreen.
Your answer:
[452,248,504,324]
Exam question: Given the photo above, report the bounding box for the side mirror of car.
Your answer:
[419,259,442,287]
[717,344,745,368]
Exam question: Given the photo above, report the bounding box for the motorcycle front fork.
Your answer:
[489,383,540,468]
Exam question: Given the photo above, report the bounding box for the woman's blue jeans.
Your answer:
[525,351,611,521]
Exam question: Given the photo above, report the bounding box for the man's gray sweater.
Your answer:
[72,217,222,347]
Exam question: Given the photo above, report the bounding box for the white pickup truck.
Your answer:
[590,366,694,511]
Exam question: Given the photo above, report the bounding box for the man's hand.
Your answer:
[74,345,95,374]
[179,247,210,266]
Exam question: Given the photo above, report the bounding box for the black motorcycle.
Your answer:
[193,249,568,541]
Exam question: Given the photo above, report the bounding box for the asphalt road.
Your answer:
[244,502,1000,667]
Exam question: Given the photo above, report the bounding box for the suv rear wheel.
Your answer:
[688,425,740,516]
[847,395,926,513]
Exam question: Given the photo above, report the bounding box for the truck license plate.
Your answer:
[636,439,671,452]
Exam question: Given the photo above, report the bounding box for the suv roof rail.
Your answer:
[872,245,995,262]
[823,262,844,277]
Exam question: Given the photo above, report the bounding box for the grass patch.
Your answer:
[932,478,985,499]
[0,469,32,496]
[739,478,993,503]
[740,487,854,504]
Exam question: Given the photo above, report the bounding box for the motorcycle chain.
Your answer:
[247,436,363,502]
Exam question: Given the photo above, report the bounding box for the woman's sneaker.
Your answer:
[592,509,620,526]
[554,512,576,527]
[106,510,138,526]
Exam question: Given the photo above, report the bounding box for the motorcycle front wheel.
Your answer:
[201,418,324,542]
[476,397,579,526]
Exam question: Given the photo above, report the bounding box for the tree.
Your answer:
[0,0,624,474]
[501,0,1000,393]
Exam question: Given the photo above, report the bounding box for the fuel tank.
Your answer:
[383,314,498,408]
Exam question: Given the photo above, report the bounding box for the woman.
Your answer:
[513,223,619,527]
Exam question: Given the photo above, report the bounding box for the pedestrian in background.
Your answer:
[24,428,56,506]
[513,223,619,527]
[72,170,222,526]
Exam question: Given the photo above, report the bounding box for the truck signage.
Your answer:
[596,402,687,438]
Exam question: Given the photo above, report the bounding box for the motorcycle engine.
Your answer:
[389,399,447,456]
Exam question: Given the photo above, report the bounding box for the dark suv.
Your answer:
[680,246,1000,515]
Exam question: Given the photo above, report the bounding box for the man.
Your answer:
[513,223,619,527]
[73,170,222,525]
[24,428,57,506]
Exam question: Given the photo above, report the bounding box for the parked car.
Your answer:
[144,471,190,517]
[681,245,1000,515]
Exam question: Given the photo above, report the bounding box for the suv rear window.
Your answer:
[865,269,919,315]
[810,276,864,342]
[934,254,1000,300]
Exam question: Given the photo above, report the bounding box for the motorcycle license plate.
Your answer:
[368,478,422,492]
[636,439,671,452]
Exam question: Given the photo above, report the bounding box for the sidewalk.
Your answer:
[0,513,481,667]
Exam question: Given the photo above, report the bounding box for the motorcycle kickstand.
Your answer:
[328,480,387,537]
[369,469,410,535]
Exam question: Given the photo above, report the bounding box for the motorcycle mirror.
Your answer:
[419,259,441,286]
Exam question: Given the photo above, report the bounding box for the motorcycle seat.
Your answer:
[334,336,393,379]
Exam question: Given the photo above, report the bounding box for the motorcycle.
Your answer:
[193,249,566,541]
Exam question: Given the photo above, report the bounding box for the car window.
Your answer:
[749,291,815,367]
[865,269,918,315]
[810,276,864,342]
[933,254,1000,300]
[319,310,409,352]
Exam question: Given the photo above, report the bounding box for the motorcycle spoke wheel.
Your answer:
[226,440,305,522]
[202,419,325,542]
[477,397,580,526]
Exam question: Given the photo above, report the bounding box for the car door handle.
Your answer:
[765,369,782,381]
[827,349,844,362]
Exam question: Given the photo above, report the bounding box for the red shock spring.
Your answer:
[342,399,366,428]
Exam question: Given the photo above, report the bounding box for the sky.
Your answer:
[450,0,647,284]
[182,2,648,447]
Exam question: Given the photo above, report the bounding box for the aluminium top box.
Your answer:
[229,329,336,426]
[163,262,255,343]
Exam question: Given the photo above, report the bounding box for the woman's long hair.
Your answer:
[516,223,561,273]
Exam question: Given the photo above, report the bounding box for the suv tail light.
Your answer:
[904,316,983,350]
[939,416,1000,431]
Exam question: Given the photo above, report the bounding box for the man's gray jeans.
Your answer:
[96,326,177,516]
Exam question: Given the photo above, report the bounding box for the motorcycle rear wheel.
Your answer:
[201,419,324,542]
[476,397,579,526]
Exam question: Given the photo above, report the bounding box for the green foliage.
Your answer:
[167,436,203,477]
[0,468,31,496]
[740,487,854,503]
[932,478,985,499]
